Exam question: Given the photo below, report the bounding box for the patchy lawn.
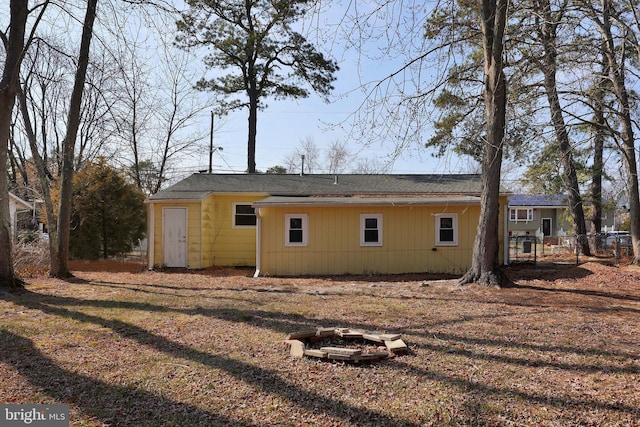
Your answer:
[1,261,639,426]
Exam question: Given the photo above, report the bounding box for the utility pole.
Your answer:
[208,111,214,174]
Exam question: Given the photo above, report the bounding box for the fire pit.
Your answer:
[284,327,408,362]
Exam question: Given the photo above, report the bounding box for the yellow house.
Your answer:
[146,173,509,276]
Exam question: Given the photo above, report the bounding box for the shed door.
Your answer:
[163,207,187,267]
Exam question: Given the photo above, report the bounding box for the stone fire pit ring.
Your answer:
[284,327,408,363]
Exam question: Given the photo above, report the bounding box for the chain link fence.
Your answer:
[508,232,633,265]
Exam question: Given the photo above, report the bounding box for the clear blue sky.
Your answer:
[175,1,481,177]
[200,87,479,175]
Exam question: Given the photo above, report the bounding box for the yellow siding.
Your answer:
[187,204,202,268]
[150,194,508,274]
[258,204,482,276]
[209,195,261,267]
[201,196,216,267]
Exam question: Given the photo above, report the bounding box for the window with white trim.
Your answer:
[285,214,308,246]
[435,214,458,246]
[234,204,256,227]
[509,208,533,222]
[360,214,382,246]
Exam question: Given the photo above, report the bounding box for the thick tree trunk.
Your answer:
[590,63,607,242]
[0,1,28,291]
[538,0,591,256]
[591,105,604,234]
[596,0,640,263]
[458,0,510,287]
[247,91,258,174]
[52,0,97,277]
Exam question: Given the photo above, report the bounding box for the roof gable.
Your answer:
[9,192,33,210]
[149,173,494,201]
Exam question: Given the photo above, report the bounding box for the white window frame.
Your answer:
[233,203,257,228]
[509,208,534,222]
[435,213,458,246]
[285,214,308,247]
[360,214,383,246]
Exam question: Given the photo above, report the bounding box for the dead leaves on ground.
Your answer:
[0,261,639,426]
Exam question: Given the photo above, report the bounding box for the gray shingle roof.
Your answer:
[508,194,568,207]
[253,195,482,207]
[148,173,489,201]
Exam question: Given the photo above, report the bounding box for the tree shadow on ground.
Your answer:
[156,266,459,283]
[503,262,594,282]
[408,332,639,375]
[3,291,420,427]
[393,357,640,425]
[513,283,640,303]
[0,330,246,427]
[17,289,416,339]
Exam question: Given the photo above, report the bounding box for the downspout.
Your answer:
[253,207,261,277]
[147,201,155,270]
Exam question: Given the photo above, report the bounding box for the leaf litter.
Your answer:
[0,260,638,426]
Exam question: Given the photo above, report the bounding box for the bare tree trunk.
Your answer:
[594,0,640,263]
[591,108,604,234]
[459,0,510,287]
[17,88,60,276]
[0,0,28,290]
[537,0,591,256]
[52,0,97,277]
[247,89,258,174]
[590,60,607,240]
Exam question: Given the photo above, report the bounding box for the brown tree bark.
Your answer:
[17,88,59,277]
[0,0,28,290]
[590,62,607,241]
[537,0,591,256]
[52,0,98,277]
[458,0,510,287]
[247,87,258,174]
[593,0,640,263]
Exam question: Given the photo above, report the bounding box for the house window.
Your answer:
[285,214,308,246]
[234,204,256,227]
[360,214,382,246]
[509,208,533,222]
[435,214,458,246]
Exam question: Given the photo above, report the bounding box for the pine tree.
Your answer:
[176,0,338,173]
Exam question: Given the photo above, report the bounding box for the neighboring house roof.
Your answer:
[508,194,567,208]
[9,192,33,210]
[148,173,495,201]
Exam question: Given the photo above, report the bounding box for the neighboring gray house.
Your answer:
[508,194,616,240]
[508,194,571,240]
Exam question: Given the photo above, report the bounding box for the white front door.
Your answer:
[163,207,187,267]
